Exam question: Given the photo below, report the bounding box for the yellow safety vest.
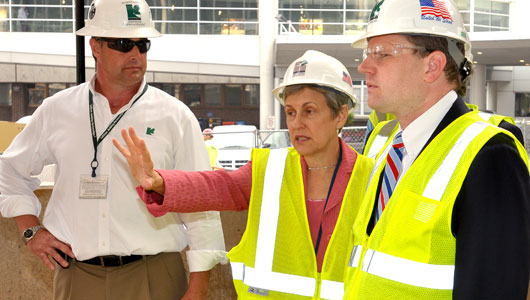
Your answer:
[466,103,516,126]
[344,114,528,299]
[364,110,516,161]
[227,147,373,299]
[363,119,398,160]
[205,143,218,169]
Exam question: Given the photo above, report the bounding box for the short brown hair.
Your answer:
[405,35,470,96]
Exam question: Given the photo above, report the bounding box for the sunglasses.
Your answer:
[97,38,151,53]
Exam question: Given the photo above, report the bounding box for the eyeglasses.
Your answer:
[97,38,151,54]
[362,43,426,63]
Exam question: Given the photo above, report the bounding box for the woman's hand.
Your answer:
[112,127,165,194]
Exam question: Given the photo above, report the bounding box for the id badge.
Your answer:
[79,175,109,199]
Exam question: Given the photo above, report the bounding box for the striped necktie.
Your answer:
[375,131,406,223]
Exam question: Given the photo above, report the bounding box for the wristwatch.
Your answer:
[22,225,43,244]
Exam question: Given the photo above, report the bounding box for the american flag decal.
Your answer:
[419,0,453,22]
[342,71,352,87]
[293,60,307,77]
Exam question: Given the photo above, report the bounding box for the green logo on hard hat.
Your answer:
[370,0,385,21]
[126,4,141,21]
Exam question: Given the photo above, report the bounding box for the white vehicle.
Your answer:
[211,125,258,170]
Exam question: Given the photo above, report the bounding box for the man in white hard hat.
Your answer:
[344,0,530,299]
[0,0,225,299]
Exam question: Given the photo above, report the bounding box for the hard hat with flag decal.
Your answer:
[76,0,161,38]
[352,0,472,79]
[272,50,358,109]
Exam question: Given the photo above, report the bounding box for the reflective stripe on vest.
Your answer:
[366,139,393,191]
[478,112,492,122]
[359,249,454,290]
[348,245,363,267]
[232,149,318,297]
[348,122,491,290]
[320,279,344,300]
[255,148,288,271]
[230,262,316,297]
[367,134,388,160]
[423,122,488,201]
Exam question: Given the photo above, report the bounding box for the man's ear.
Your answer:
[89,38,101,60]
[424,51,446,83]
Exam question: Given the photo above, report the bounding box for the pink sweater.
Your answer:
[137,139,357,271]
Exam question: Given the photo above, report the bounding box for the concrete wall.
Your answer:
[495,66,530,116]
[0,188,246,300]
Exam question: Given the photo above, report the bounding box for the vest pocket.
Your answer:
[377,189,441,261]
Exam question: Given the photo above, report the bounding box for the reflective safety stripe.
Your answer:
[231,262,244,280]
[367,119,398,160]
[232,149,318,297]
[478,112,492,122]
[255,148,288,271]
[348,245,363,267]
[367,139,393,191]
[367,134,388,159]
[360,249,455,290]
[320,279,344,300]
[230,262,316,296]
[423,122,488,201]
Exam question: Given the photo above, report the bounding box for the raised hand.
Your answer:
[112,127,165,194]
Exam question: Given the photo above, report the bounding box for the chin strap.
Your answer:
[447,38,472,81]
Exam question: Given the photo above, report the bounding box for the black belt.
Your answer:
[57,250,145,267]
[78,255,144,267]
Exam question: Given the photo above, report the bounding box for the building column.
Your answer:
[486,82,497,113]
[11,83,26,122]
[258,0,276,130]
[274,77,281,129]
[469,64,487,109]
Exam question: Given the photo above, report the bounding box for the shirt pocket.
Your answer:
[138,133,173,169]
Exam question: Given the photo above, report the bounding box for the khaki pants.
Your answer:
[53,252,188,300]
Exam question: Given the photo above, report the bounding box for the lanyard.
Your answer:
[88,84,148,177]
[313,145,342,255]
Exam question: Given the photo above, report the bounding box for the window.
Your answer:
[28,83,46,106]
[515,93,530,117]
[204,84,222,106]
[0,83,11,106]
[225,85,242,106]
[245,85,259,106]
[182,84,202,107]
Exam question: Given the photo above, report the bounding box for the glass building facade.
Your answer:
[0,0,510,34]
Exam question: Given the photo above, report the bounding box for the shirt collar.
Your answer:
[89,75,147,112]
[400,90,458,159]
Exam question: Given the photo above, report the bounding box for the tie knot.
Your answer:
[392,131,404,150]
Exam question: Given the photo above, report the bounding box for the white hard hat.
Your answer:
[272,50,358,109]
[76,0,161,38]
[353,0,472,78]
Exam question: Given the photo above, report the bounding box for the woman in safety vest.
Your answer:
[113,50,374,300]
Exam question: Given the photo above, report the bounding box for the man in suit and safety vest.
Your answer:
[344,0,530,299]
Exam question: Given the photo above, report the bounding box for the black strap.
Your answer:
[313,145,343,255]
[89,84,148,177]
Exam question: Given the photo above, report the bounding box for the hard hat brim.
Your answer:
[76,26,161,38]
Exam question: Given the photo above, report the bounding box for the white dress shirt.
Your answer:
[0,76,226,271]
[399,90,458,178]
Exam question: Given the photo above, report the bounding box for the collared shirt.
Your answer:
[399,90,458,177]
[0,75,225,271]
